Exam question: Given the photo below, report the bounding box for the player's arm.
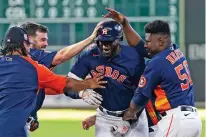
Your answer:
[64,53,103,106]
[51,23,102,66]
[82,114,96,130]
[123,59,161,120]
[24,57,106,94]
[103,8,141,46]
[65,51,92,95]
[103,8,149,58]
[44,88,63,95]
[65,71,85,98]
[45,85,80,99]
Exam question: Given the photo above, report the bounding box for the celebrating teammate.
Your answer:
[20,22,103,132]
[103,8,202,137]
[0,26,106,137]
[123,21,202,137]
[105,12,202,137]
[68,20,149,137]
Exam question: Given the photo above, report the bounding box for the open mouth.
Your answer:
[103,48,111,54]
[102,45,112,54]
[40,45,47,50]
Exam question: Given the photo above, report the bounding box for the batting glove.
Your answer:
[27,116,39,132]
[30,120,39,132]
[79,89,103,106]
[112,120,131,135]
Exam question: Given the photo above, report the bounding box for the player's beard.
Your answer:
[32,39,47,50]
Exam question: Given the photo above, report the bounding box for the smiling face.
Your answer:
[98,40,120,57]
[30,31,48,50]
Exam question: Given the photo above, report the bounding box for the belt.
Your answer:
[99,106,125,117]
[160,106,197,117]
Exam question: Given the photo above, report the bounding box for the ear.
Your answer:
[23,41,28,47]
[28,36,35,43]
[158,37,164,46]
[111,39,120,46]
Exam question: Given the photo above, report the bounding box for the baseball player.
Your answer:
[0,26,106,137]
[81,8,158,136]
[68,20,149,137]
[104,8,202,137]
[122,20,202,137]
[20,22,103,132]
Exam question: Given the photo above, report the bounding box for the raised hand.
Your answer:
[103,7,126,24]
[90,20,106,40]
[86,76,107,89]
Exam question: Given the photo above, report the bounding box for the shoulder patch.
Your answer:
[138,76,147,88]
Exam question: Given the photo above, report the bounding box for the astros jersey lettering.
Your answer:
[133,44,194,112]
[71,44,145,111]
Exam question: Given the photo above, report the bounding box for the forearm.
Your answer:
[64,77,91,93]
[64,91,80,99]
[122,18,142,46]
[129,101,143,115]
[123,91,149,120]
[30,110,38,120]
[52,37,94,65]
[123,101,143,121]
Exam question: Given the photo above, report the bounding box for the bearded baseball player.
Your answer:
[68,20,149,137]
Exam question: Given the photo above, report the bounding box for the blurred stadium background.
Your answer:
[0,0,205,136]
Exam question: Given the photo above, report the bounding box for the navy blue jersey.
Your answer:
[29,49,57,119]
[133,44,195,112]
[70,44,145,111]
[0,56,38,137]
[134,40,150,58]
[0,55,66,137]
[29,49,80,119]
[29,49,57,68]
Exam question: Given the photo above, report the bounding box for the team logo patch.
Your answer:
[102,28,108,35]
[138,76,146,88]
[24,34,28,40]
[7,39,10,42]
[114,24,121,31]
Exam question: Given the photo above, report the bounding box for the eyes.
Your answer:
[40,38,47,42]
[99,41,113,46]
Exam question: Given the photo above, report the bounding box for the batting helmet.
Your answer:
[96,20,123,42]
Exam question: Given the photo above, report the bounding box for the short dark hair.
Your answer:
[20,22,48,36]
[144,20,170,35]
